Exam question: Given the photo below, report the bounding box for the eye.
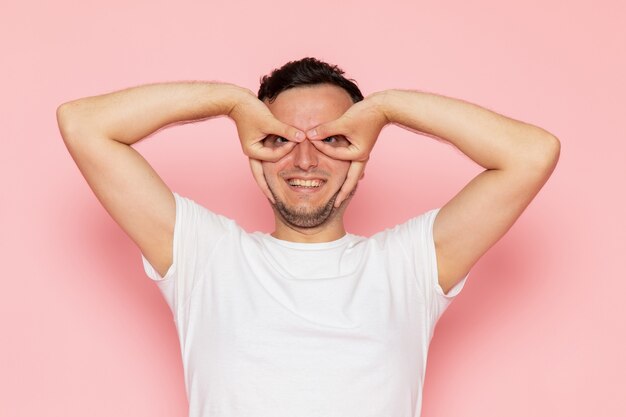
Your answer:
[264,135,289,147]
[322,135,349,147]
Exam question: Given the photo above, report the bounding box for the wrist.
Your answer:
[365,90,394,125]
[205,83,253,117]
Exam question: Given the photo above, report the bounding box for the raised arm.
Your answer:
[307,89,560,294]
[57,82,303,276]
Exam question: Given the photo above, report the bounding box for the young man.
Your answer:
[57,58,560,417]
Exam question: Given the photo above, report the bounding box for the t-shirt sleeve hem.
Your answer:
[139,192,183,283]
[435,272,470,299]
[426,207,469,300]
[141,253,177,282]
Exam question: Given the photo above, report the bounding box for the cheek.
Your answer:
[261,161,285,186]
[262,153,295,179]
[336,162,351,181]
[261,163,275,180]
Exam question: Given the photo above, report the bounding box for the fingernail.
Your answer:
[295,131,304,140]
[307,129,318,138]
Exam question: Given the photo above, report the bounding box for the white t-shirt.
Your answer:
[142,193,468,417]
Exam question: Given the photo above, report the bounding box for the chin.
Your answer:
[273,192,339,229]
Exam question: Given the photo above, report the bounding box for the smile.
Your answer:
[287,178,325,188]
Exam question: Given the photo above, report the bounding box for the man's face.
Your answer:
[262,84,354,229]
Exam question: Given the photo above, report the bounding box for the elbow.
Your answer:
[541,133,561,169]
[510,131,561,177]
[56,100,74,122]
[56,101,84,144]
[526,133,561,178]
[56,102,73,136]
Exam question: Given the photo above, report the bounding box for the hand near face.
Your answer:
[228,90,304,203]
[229,89,305,161]
[305,95,389,207]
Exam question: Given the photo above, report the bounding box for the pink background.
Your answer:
[2,0,624,416]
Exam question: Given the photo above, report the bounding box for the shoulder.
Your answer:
[172,192,239,232]
[369,208,441,247]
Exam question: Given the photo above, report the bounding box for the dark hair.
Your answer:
[258,57,364,103]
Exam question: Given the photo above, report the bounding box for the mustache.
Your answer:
[278,168,331,178]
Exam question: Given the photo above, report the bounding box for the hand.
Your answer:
[228,89,304,202]
[305,94,389,207]
[228,89,304,161]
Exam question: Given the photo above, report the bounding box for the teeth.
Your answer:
[288,179,323,187]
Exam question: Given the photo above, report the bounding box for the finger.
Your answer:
[247,140,296,162]
[249,158,275,204]
[270,119,305,143]
[305,119,344,141]
[334,160,367,208]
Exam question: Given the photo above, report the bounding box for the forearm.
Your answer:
[373,89,560,171]
[57,82,248,145]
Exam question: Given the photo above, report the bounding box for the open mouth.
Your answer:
[286,178,326,189]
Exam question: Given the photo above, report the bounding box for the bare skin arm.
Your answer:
[57,82,303,276]
[307,90,561,294]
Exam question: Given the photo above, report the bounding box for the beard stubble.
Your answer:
[270,188,340,229]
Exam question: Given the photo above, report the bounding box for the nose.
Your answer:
[292,139,319,171]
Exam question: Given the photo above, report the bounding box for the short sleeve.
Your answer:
[414,208,469,323]
[373,208,469,328]
[141,192,235,321]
